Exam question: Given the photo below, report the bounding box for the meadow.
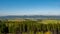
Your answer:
[0,19,60,34]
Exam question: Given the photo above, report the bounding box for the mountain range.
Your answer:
[0,15,60,19]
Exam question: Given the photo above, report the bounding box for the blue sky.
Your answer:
[0,0,60,16]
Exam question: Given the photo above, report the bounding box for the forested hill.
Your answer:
[0,15,60,19]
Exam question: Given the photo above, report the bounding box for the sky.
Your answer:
[0,0,60,16]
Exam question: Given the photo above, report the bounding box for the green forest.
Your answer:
[0,19,60,34]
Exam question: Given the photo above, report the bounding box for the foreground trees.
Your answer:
[0,20,9,34]
[0,19,60,34]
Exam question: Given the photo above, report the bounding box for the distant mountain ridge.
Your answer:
[0,15,60,19]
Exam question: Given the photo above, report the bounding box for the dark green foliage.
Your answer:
[0,20,9,34]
